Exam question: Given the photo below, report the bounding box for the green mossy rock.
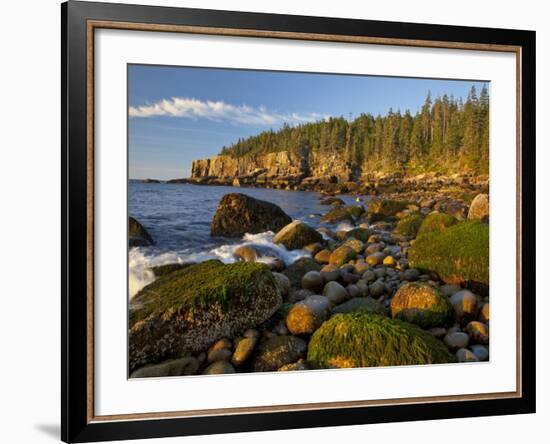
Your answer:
[409,221,489,294]
[129,260,282,372]
[321,207,354,224]
[395,214,424,237]
[390,282,453,328]
[367,200,410,222]
[417,212,458,235]
[307,312,454,368]
[332,297,387,315]
[273,221,323,250]
[344,227,372,242]
[151,263,193,277]
[282,257,322,288]
[129,216,155,247]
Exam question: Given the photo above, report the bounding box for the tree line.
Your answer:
[219,85,489,175]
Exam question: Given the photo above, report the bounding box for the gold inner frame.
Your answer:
[86,19,523,423]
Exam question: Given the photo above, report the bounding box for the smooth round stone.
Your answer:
[366,252,385,266]
[287,288,314,303]
[443,332,469,350]
[340,264,355,273]
[207,348,232,363]
[369,281,386,297]
[362,270,376,282]
[374,267,387,278]
[301,271,324,292]
[383,255,396,266]
[278,358,310,371]
[465,321,489,344]
[365,243,382,254]
[479,302,490,324]
[341,271,360,285]
[346,284,360,298]
[323,281,349,305]
[209,338,232,352]
[304,242,323,255]
[320,264,341,282]
[272,272,291,298]
[314,249,331,264]
[232,337,258,366]
[285,295,331,335]
[450,290,478,323]
[343,238,365,254]
[402,268,419,281]
[456,348,480,363]
[130,357,200,378]
[234,245,258,262]
[441,284,462,297]
[355,279,369,297]
[428,327,447,338]
[470,344,489,361]
[203,361,236,375]
[354,260,370,274]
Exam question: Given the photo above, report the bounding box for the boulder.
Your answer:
[130,357,199,378]
[467,193,490,222]
[129,216,155,247]
[416,212,458,236]
[273,221,323,250]
[252,336,308,372]
[321,207,354,224]
[285,295,331,335]
[210,193,291,237]
[344,227,372,242]
[128,260,281,372]
[409,221,489,295]
[307,312,453,368]
[329,245,357,266]
[390,282,453,328]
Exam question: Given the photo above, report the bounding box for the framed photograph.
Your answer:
[62,1,536,442]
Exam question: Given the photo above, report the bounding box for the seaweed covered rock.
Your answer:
[307,312,453,368]
[417,212,458,236]
[273,221,323,250]
[332,297,386,315]
[409,221,489,294]
[367,199,410,222]
[128,260,282,372]
[252,336,307,372]
[390,282,453,328]
[151,263,193,277]
[467,193,490,222]
[395,214,424,237]
[210,193,291,237]
[129,216,155,247]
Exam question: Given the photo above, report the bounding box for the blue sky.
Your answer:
[128,65,485,180]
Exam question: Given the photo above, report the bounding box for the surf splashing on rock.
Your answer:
[128,230,310,299]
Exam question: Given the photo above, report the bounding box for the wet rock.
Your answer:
[332,297,385,315]
[252,336,307,372]
[211,193,291,237]
[273,220,323,250]
[366,252,385,266]
[129,216,155,247]
[449,290,478,324]
[234,245,258,262]
[470,344,489,361]
[314,249,331,264]
[282,257,321,288]
[272,272,291,298]
[301,271,324,292]
[443,332,469,350]
[130,357,199,378]
[368,281,386,297]
[465,321,489,344]
[323,281,349,305]
[203,361,236,375]
[329,245,357,266]
[343,238,365,254]
[320,264,341,282]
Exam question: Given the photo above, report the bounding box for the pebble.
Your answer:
[465,321,489,344]
[272,272,291,298]
[366,252,385,266]
[207,348,233,363]
[301,270,324,292]
[323,281,349,305]
[456,348,480,363]
[362,270,376,282]
[374,267,387,278]
[402,268,419,281]
[369,280,386,297]
[470,344,489,361]
[428,327,447,338]
[320,264,341,282]
[443,332,469,350]
[232,337,258,366]
[479,303,490,324]
[346,284,360,298]
[354,260,370,274]
[441,284,462,297]
[314,249,331,264]
[203,361,236,375]
[450,290,478,323]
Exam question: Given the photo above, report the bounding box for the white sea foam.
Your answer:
[128,230,310,299]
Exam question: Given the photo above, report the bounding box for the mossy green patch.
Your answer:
[130,260,274,326]
[395,213,424,237]
[151,263,193,277]
[409,221,489,294]
[417,212,458,235]
[307,312,453,368]
[367,199,410,222]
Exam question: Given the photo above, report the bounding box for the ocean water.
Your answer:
[128,181,360,298]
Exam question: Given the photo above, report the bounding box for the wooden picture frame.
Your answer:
[62,1,536,442]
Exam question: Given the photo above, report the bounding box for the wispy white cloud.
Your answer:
[129,97,327,126]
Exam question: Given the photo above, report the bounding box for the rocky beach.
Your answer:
[128,178,490,378]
